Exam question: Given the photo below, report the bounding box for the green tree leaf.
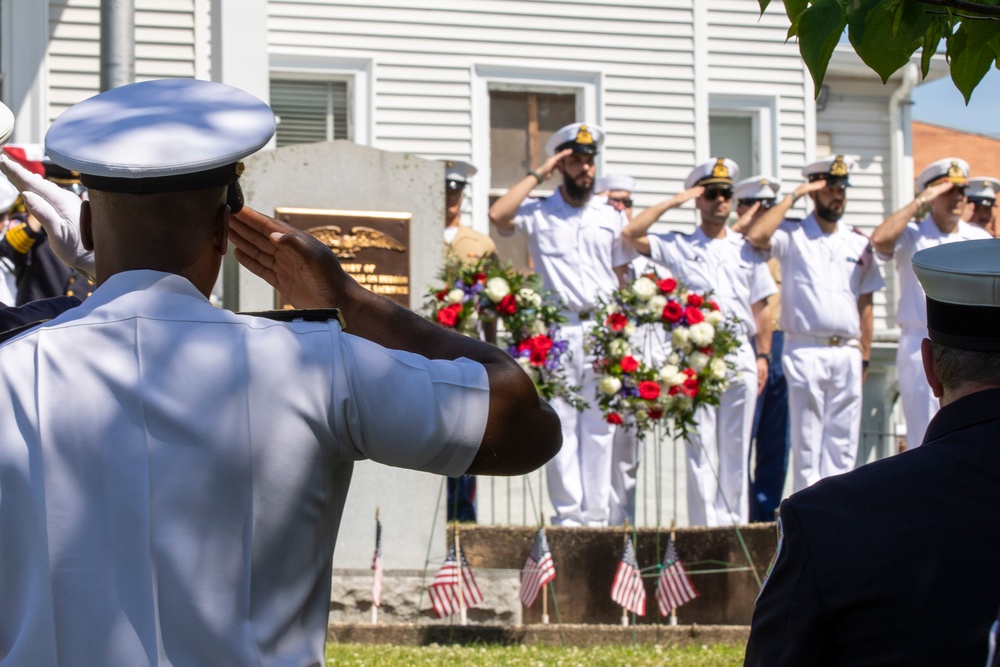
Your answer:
[797,0,848,93]
[949,22,995,103]
[920,18,944,79]
[847,0,933,84]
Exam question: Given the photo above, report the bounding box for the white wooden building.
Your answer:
[1,0,944,522]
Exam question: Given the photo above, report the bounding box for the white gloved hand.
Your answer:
[0,154,95,279]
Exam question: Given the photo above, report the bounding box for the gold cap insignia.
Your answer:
[830,156,847,177]
[235,161,245,177]
[712,158,729,179]
[575,125,594,145]
[759,178,768,186]
[947,160,967,183]
[446,160,455,168]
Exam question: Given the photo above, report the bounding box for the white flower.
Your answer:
[623,322,637,338]
[531,319,548,335]
[710,358,728,380]
[706,310,724,327]
[518,287,541,307]
[671,372,688,387]
[672,326,691,350]
[659,364,680,384]
[689,352,710,372]
[668,353,680,365]
[635,409,649,422]
[609,339,632,358]
[632,277,658,301]
[599,375,622,396]
[689,321,716,347]
[648,295,667,313]
[447,288,465,304]
[467,309,480,323]
[484,277,510,302]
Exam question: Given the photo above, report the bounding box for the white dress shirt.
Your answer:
[0,270,487,666]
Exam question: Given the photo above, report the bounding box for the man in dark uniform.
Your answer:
[745,238,1000,666]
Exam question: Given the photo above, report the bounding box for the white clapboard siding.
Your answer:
[706,1,809,185]
[47,0,205,121]
[268,0,698,220]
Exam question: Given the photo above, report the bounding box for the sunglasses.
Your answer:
[703,188,733,201]
[738,199,774,210]
[608,196,634,208]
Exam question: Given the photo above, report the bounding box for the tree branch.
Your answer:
[921,0,1000,18]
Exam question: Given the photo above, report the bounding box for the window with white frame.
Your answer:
[489,90,577,194]
[709,114,757,177]
[270,79,350,147]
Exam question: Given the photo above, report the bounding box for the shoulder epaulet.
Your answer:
[0,319,48,345]
[238,308,346,331]
[784,216,803,223]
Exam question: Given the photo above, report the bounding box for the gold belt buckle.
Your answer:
[828,335,841,346]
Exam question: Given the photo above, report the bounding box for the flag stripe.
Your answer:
[611,539,646,616]
[520,528,557,608]
[656,540,698,617]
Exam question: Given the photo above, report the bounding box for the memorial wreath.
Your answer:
[588,272,742,439]
[423,257,585,409]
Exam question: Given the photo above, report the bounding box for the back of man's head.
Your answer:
[914,239,1000,400]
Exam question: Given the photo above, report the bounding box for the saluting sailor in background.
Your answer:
[623,158,776,526]
[732,175,791,522]
[442,159,497,267]
[871,158,991,449]
[747,155,884,492]
[490,122,637,527]
[964,176,1000,236]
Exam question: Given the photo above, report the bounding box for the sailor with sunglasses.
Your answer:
[622,158,777,526]
[871,158,990,450]
[746,156,885,493]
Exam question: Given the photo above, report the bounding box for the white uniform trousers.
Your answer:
[547,321,617,527]
[896,327,938,448]
[783,340,862,492]
[608,428,640,526]
[684,340,756,527]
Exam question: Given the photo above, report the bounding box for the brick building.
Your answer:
[913,121,1000,188]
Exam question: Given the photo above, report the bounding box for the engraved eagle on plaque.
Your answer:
[307,225,406,259]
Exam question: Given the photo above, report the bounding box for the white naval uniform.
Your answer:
[770,215,885,491]
[645,227,777,526]
[0,270,487,666]
[885,215,991,447]
[510,188,637,526]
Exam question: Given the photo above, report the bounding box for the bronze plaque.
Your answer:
[274,207,412,309]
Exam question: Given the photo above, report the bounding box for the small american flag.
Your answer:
[371,517,383,608]
[428,546,483,618]
[520,528,556,608]
[656,538,698,617]
[611,538,646,616]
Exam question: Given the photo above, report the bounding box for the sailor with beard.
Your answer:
[871,158,990,450]
[747,155,884,492]
[489,122,637,527]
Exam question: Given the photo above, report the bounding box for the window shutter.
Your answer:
[271,80,350,147]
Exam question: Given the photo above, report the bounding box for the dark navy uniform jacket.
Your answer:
[0,296,80,332]
[745,387,1000,666]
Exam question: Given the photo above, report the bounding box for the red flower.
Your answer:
[497,293,518,315]
[620,355,639,373]
[685,306,705,324]
[436,303,462,328]
[473,272,487,284]
[668,386,680,396]
[638,381,660,400]
[699,346,713,355]
[648,408,664,420]
[527,335,553,366]
[606,312,628,331]
[707,300,719,311]
[681,376,699,397]
[435,288,450,302]
[607,413,624,425]
[662,301,683,323]
[658,278,678,294]
[687,293,704,307]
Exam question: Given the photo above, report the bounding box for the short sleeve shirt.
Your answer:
[0,270,488,665]
[647,226,776,338]
[769,214,885,338]
[513,189,637,313]
[890,216,992,330]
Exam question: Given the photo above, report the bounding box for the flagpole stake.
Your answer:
[455,525,467,626]
[371,606,378,625]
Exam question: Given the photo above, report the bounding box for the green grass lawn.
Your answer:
[326,643,745,666]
